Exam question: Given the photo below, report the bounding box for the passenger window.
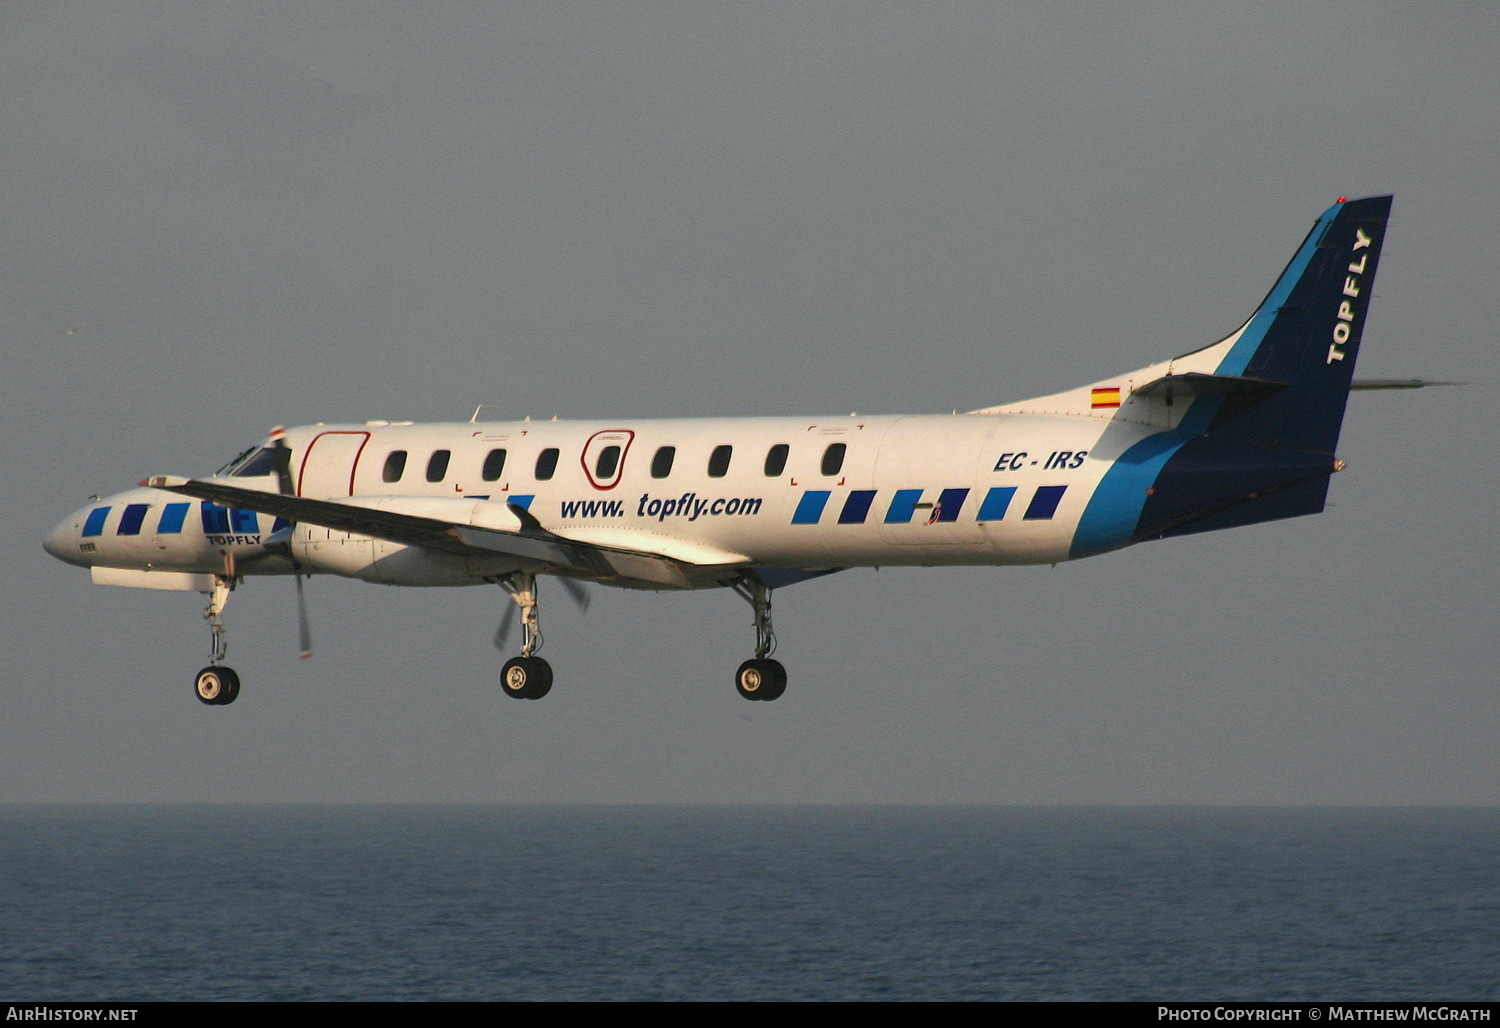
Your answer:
[482,449,507,482]
[651,446,675,478]
[383,451,407,483]
[536,448,560,481]
[426,450,451,483]
[821,442,846,476]
[764,443,789,477]
[595,445,621,480]
[708,445,732,478]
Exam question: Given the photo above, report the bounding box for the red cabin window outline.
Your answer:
[580,429,635,490]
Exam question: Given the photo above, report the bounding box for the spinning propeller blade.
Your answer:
[295,573,313,660]
[558,577,591,613]
[272,428,314,660]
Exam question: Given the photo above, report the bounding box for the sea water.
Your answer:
[1,806,1495,1001]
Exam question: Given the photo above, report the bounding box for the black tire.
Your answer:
[502,656,553,700]
[523,658,553,700]
[758,659,786,701]
[736,658,787,702]
[194,666,239,706]
[217,667,241,705]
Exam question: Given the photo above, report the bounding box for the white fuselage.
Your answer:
[47,410,1145,588]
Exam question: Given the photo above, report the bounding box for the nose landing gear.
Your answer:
[194,574,241,705]
[496,572,553,700]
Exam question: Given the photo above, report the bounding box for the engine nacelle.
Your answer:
[290,497,530,586]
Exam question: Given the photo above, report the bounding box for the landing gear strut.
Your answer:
[194,574,241,705]
[732,577,786,701]
[496,572,552,699]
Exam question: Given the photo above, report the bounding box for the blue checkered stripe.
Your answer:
[790,486,1067,525]
[81,502,291,536]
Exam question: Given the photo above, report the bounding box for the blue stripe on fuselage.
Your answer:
[884,489,923,524]
[838,490,877,524]
[792,491,831,525]
[935,488,969,523]
[158,503,190,534]
[977,486,1016,521]
[1070,431,1188,557]
[82,507,110,538]
[118,504,149,535]
[1023,486,1066,520]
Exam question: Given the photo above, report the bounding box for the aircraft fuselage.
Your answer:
[48,411,1138,585]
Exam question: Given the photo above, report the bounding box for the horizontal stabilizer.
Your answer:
[1133,373,1288,401]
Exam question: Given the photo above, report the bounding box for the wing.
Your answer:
[142,476,744,589]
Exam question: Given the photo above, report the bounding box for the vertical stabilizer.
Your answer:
[1070,196,1392,555]
[1187,194,1391,453]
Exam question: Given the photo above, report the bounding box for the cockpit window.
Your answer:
[229,447,281,478]
[214,446,260,477]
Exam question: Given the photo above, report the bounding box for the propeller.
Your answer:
[270,428,313,660]
[493,611,515,652]
[558,577,592,614]
[294,572,313,660]
[492,576,591,652]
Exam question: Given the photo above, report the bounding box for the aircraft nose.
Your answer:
[44,510,91,567]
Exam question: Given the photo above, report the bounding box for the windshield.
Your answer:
[229,447,282,477]
[213,445,260,477]
[212,444,282,478]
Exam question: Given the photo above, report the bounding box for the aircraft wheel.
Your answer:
[735,658,786,702]
[502,656,553,700]
[195,666,240,706]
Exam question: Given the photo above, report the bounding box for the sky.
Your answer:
[4,1,1497,804]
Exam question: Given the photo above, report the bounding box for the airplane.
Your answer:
[47,194,1425,707]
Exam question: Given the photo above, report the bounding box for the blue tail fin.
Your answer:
[1071,196,1392,554]
[1192,194,1391,454]
[1140,195,1391,540]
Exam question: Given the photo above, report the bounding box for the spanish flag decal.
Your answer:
[1090,387,1122,409]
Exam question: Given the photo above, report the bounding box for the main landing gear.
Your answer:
[194,574,241,706]
[732,578,785,702]
[490,572,788,703]
[496,572,552,700]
